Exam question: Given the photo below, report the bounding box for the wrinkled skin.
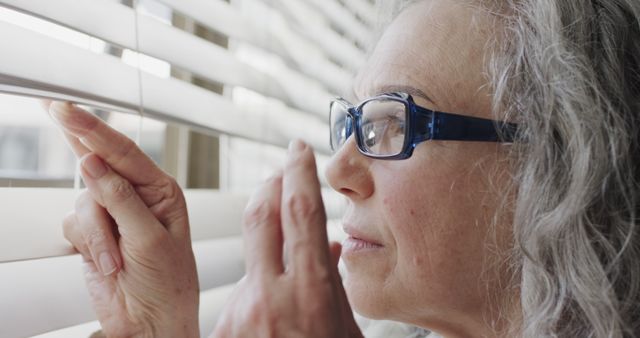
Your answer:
[325,1,517,337]
[47,101,199,338]
[50,1,518,337]
[50,102,362,338]
[210,141,362,338]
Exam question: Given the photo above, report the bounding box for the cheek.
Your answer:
[380,170,491,303]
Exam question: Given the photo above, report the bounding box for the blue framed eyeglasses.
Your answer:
[329,92,518,160]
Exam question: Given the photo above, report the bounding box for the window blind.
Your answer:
[0,0,371,336]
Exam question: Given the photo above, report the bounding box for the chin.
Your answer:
[343,272,391,320]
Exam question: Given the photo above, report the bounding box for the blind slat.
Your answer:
[278,0,366,71]
[0,237,245,338]
[225,136,333,188]
[0,0,137,49]
[158,0,353,95]
[341,0,377,27]
[1,0,335,118]
[303,0,372,47]
[0,19,141,110]
[157,0,252,49]
[0,186,342,262]
[0,21,331,152]
[198,284,237,337]
[0,188,247,262]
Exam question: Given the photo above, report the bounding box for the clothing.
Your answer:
[355,313,436,338]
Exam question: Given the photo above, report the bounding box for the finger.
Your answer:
[43,100,90,156]
[79,153,167,243]
[39,99,52,112]
[327,242,362,337]
[75,191,122,276]
[49,101,164,185]
[65,221,103,279]
[62,130,90,157]
[48,102,189,232]
[329,241,342,269]
[242,172,284,276]
[281,140,331,275]
[62,212,89,257]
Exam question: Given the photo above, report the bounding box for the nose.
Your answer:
[325,136,375,200]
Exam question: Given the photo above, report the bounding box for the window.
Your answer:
[0,0,370,336]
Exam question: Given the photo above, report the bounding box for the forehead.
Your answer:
[353,1,494,116]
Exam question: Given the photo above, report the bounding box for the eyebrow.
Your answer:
[349,84,437,105]
[375,84,437,105]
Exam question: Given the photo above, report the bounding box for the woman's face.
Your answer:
[325,1,516,336]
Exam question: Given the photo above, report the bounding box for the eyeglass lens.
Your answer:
[330,98,407,156]
[330,101,350,151]
[360,99,407,156]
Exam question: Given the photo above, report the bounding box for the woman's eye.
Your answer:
[376,116,404,139]
[363,123,379,146]
[386,116,405,135]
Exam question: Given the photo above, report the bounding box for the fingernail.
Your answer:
[49,101,70,120]
[99,252,117,276]
[48,102,62,124]
[82,154,108,179]
[49,102,84,134]
[288,139,305,153]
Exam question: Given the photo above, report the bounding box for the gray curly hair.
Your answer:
[377,1,640,337]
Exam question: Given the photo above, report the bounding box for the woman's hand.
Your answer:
[47,102,199,338]
[211,140,363,338]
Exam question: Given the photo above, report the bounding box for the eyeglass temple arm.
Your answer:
[427,110,517,142]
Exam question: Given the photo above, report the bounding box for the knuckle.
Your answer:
[242,199,276,232]
[138,175,187,223]
[147,175,181,202]
[163,175,181,195]
[157,176,185,209]
[84,228,109,249]
[107,177,136,201]
[163,176,181,199]
[289,237,310,255]
[284,192,324,223]
[297,251,333,283]
[110,138,137,167]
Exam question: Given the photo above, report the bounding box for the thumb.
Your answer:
[329,241,342,268]
[80,153,166,244]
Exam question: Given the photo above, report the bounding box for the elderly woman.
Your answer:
[47,0,640,337]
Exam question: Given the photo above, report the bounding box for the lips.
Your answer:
[341,225,384,255]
